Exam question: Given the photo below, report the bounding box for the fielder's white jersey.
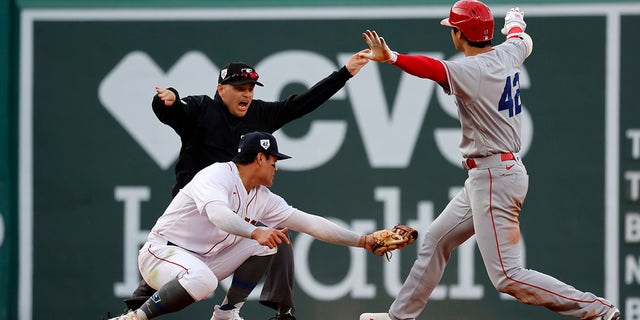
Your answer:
[148,161,295,257]
[442,39,528,158]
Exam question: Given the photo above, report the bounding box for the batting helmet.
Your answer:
[440,0,494,42]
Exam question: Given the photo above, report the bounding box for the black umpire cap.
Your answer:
[218,62,264,87]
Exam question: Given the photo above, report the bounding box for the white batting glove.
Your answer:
[360,29,398,64]
[501,7,527,35]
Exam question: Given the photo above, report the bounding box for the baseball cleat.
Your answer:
[107,311,139,320]
[359,312,391,320]
[598,306,621,320]
[211,304,244,320]
[269,313,296,320]
[268,309,296,320]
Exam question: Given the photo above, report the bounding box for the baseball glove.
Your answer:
[370,224,418,260]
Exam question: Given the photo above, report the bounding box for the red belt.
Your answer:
[464,152,515,169]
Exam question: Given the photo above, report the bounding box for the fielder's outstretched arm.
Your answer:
[279,209,373,249]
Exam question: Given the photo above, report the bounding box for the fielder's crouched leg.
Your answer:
[260,230,296,319]
[124,279,156,311]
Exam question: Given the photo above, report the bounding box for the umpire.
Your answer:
[124,52,369,320]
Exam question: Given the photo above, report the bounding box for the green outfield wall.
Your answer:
[14,0,640,7]
[1,0,15,319]
[3,1,640,320]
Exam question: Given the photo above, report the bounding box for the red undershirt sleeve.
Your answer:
[394,54,447,85]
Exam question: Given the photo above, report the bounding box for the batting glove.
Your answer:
[361,30,398,64]
[501,7,527,35]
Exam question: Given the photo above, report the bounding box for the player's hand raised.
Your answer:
[360,30,398,64]
[501,7,527,35]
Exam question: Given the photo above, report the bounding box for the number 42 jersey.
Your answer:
[442,38,529,159]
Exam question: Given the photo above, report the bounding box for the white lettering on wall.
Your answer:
[291,186,502,301]
[625,171,640,201]
[113,186,151,297]
[626,212,640,243]
[626,297,640,320]
[294,218,376,300]
[111,184,535,301]
[625,255,640,285]
[627,129,640,160]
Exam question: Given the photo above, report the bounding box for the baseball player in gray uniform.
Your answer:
[109,132,380,320]
[357,1,621,320]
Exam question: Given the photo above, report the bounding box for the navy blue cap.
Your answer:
[237,132,291,160]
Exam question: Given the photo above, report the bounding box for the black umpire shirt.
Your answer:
[152,66,353,197]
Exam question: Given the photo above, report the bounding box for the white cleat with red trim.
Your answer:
[108,311,139,320]
[592,306,620,320]
[359,313,391,320]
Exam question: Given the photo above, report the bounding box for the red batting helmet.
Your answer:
[440,0,494,42]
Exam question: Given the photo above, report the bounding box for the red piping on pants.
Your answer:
[486,168,607,306]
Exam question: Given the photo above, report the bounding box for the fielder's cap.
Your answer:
[218,62,264,87]
[237,131,291,160]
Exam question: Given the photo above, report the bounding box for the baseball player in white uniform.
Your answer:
[110,131,379,320]
[357,1,621,320]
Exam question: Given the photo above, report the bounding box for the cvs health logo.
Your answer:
[98,50,533,172]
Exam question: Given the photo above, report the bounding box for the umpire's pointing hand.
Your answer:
[155,86,176,106]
